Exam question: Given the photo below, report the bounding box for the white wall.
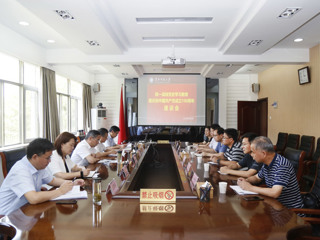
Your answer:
[93,74,124,130]
[219,74,258,129]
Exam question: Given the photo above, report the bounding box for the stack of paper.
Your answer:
[52,185,88,201]
[230,185,258,195]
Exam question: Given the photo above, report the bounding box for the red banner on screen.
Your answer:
[147,84,197,124]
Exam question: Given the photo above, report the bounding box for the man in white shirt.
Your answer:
[71,130,101,167]
[104,126,120,148]
[197,124,220,153]
[95,128,117,157]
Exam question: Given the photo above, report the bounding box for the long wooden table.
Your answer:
[0,143,307,239]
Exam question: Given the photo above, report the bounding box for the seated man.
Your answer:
[0,138,84,215]
[95,128,117,158]
[197,124,220,151]
[220,132,262,177]
[211,128,244,167]
[202,127,227,158]
[71,130,101,167]
[104,125,123,149]
[237,136,303,209]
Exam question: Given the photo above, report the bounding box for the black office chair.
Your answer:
[283,147,305,185]
[0,222,16,240]
[302,138,320,191]
[291,159,320,240]
[274,132,288,154]
[287,134,300,149]
[299,135,315,160]
[0,147,27,178]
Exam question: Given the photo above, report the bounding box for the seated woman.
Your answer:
[47,132,90,180]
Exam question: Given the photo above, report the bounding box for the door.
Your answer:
[237,98,268,136]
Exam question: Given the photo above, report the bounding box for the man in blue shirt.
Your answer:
[202,127,227,158]
[0,138,84,215]
[220,132,262,177]
[237,136,303,209]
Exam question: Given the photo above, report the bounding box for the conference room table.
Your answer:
[0,143,307,240]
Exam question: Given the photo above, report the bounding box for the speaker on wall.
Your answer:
[251,83,260,93]
[93,83,100,93]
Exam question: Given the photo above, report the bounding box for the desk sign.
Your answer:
[107,178,119,195]
[140,204,176,213]
[157,140,169,144]
[140,189,176,203]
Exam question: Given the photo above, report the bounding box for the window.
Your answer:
[0,52,40,148]
[56,75,83,133]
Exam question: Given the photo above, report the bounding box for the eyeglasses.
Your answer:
[222,137,230,140]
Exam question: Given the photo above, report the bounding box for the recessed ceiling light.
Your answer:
[136,17,213,23]
[47,40,55,43]
[248,40,263,46]
[142,36,204,41]
[86,40,100,46]
[294,38,303,42]
[278,8,301,18]
[55,10,74,20]
[19,21,29,26]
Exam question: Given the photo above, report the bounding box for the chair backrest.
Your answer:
[311,158,320,198]
[312,138,320,161]
[0,222,16,240]
[276,132,288,152]
[287,134,300,149]
[283,147,305,183]
[299,135,315,160]
[0,147,27,178]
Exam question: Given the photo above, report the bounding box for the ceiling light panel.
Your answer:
[143,37,205,41]
[136,17,213,23]
[19,21,29,26]
[278,8,302,18]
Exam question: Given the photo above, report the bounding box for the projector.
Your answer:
[162,58,186,68]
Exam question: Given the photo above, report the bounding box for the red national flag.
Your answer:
[118,85,128,144]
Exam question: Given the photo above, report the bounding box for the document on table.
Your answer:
[52,185,88,201]
[98,159,118,165]
[208,161,218,165]
[230,185,258,195]
[86,171,96,178]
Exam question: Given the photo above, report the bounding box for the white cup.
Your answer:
[204,171,209,179]
[197,156,202,163]
[219,193,227,203]
[190,151,195,159]
[219,182,227,194]
[187,145,191,152]
[197,162,202,170]
[185,142,189,147]
[204,163,209,171]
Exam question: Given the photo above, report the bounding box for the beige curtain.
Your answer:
[82,84,92,133]
[42,67,60,142]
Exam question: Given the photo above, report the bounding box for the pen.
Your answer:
[72,177,77,182]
